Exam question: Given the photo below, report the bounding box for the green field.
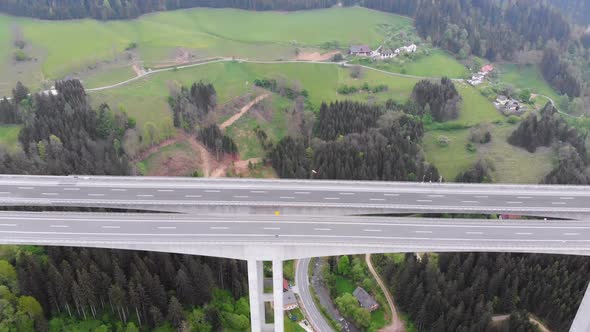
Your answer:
[496,64,559,101]
[356,49,470,78]
[0,6,409,92]
[423,124,554,183]
[91,61,421,147]
[0,125,21,151]
[423,129,478,181]
[451,83,504,126]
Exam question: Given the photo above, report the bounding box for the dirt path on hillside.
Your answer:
[492,315,550,332]
[131,134,182,163]
[366,254,405,332]
[186,137,212,177]
[296,50,340,61]
[219,94,269,129]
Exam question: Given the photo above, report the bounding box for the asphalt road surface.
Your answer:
[1,212,590,253]
[0,176,589,216]
[296,258,333,332]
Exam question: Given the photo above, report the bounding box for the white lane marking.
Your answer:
[63,188,79,191]
[314,228,331,231]
[18,187,33,190]
[205,190,220,193]
[250,190,267,194]
[517,196,532,199]
[466,231,483,235]
[339,192,355,195]
[50,225,69,228]
[417,199,432,203]
[384,193,399,196]
[185,195,202,198]
[370,198,385,201]
[263,227,281,230]
[210,226,229,230]
[0,192,10,194]
[552,202,566,205]
[363,229,382,232]
[136,194,154,197]
[233,195,249,198]
[101,225,120,229]
[507,201,522,204]
[560,197,574,200]
[157,189,174,192]
[280,196,295,199]
[428,194,445,198]
[0,224,17,227]
[415,230,432,234]
[88,193,105,197]
[475,195,488,198]
[111,188,127,192]
[564,233,580,236]
[157,226,177,230]
[461,201,478,203]
[42,193,58,196]
[294,191,310,195]
[324,197,340,200]
[516,232,532,235]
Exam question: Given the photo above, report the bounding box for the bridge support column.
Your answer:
[248,260,264,332]
[570,280,590,331]
[273,259,284,332]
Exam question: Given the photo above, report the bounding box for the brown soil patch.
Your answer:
[296,50,340,61]
[220,94,270,129]
[132,63,146,77]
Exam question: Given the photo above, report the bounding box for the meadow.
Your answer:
[0,6,409,95]
[354,49,470,78]
[423,123,555,183]
[0,125,21,152]
[496,64,560,101]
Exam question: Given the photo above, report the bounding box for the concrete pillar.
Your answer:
[273,259,284,332]
[571,281,590,332]
[248,260,264,332]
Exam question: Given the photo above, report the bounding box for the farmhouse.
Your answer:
[467,64,494,86]
[352,286,379,312]
[494,95,527,116]
[395,43,417,55]
[349,45,372,56]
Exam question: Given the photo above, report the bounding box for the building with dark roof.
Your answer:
[352,286,379,312]
[349,45,372,56]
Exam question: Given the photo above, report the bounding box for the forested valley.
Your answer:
[373,252,590,332]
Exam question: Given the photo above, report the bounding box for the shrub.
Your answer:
[126,42,138,50]
[507,115,520,124]
[331,53,344,62]
[466,142,477,153]
[14,49,28,61]
[438,135,450,147]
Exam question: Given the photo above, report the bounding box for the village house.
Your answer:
[468,64,494,86]
[349,45,372,56]
[494,94,527,116]
[395,43,417,55]
[352,286,379,312]
[283,290,298,310]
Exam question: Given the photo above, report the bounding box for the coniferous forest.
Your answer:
[373,252,590,332]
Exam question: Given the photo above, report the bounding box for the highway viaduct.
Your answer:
[0,175,590,331]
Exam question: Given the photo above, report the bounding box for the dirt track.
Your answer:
[366,254,405,332]
[220,94,269,129]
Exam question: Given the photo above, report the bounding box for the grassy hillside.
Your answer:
[496,64,559,101]
[0,6,409,93]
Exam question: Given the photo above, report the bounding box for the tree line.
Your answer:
[540,47,582,98]
[12,247,249,331]
[199,124,239,160]
[0,0,338,20]
[169,81,217,132]
[411,78,462,122]
[270,100,439,182]
[0,80,131,175]
[374,252,590,332]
